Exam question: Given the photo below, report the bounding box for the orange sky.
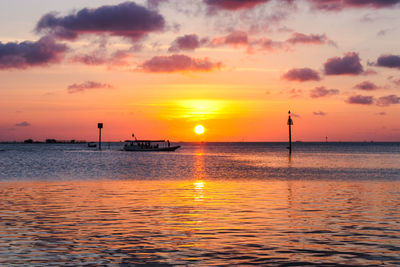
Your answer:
[0,0,399,141]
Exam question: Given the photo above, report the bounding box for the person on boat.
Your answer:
[167,140,170,147]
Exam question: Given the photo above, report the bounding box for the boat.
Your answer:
[123,140,180,152]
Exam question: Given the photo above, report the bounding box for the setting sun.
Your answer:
[194,125,205,135]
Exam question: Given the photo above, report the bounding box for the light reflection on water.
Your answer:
[0,142,400,265]
[1,180,400,266]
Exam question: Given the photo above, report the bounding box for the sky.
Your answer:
[0,0,399,142]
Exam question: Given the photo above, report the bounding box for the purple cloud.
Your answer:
[15,121,31,127]
[309,0,400,11]
[140,54,222,73]
[203,0,272,10]
[168,34,207,52]
[353,81,380,90]
[376,95,400,106]
[324,52,364,75]
[346,95,374,105]
[0,36,67,70]
[67,81,113,93]
[282,68,321,82]
[310,86,340,98]
[376,54,400,69]
[36,2,165,40]
[313,111,327,116]
[286,32,336,46]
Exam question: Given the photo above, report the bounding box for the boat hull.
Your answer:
[123,145,180,152]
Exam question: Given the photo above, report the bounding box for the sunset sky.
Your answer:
[0,0,399,142]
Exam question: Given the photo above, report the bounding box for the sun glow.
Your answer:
[194,125,205,135]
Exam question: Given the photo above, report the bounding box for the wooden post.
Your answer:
[98,123,103,150]
[287,111,293,154]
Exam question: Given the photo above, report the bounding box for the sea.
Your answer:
[0,142,399,266]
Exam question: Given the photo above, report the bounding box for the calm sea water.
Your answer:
[0,142,399,266]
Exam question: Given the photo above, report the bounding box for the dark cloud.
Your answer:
[168,34,207,52]
[286,32,336,46]
[308,0,400,11]
[310,86,339,98]
[67,81,113,93]
[346,95,374,105]
[324,52,364,75]
[376,95,400,106]
[313,111,327,116]
[36,2,165,40]
[15,121,31,127]
[140,54,222,73]
[282,68,321,82]
[0,36,67,70]
[376,54,400,69]
[353,81,380,90]
[203,0,272,11]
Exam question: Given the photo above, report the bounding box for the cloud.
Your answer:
[376,54,400,69]
[282,68,321,82]
[376,112,386,116]
[67,81,113,93]
[353,81,380,90]
[346,95,374,105]
[286,88,303,98]
[0,36,67,70]
[72,48,135,66]
[73,54,106,65]
[15,121,31,127]
[140,54,222,73]
[203,0,272,11]
[376,95,400,106]
[36,2,165,41]
[313,111,327,116]
[324,52,364,75]
[252,38,281,51]
[291,113,301,118]
[310,86,339,98]
[286,32,336,46]
[391,78,400,86]
[168,34,207,52]
[308,0,400,11]
[211,31,249,47]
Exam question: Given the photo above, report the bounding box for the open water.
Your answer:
[0,142,399,266]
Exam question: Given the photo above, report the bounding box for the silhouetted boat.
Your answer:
[123,140,180,152]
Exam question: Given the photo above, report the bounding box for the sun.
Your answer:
[194,125,205,135]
